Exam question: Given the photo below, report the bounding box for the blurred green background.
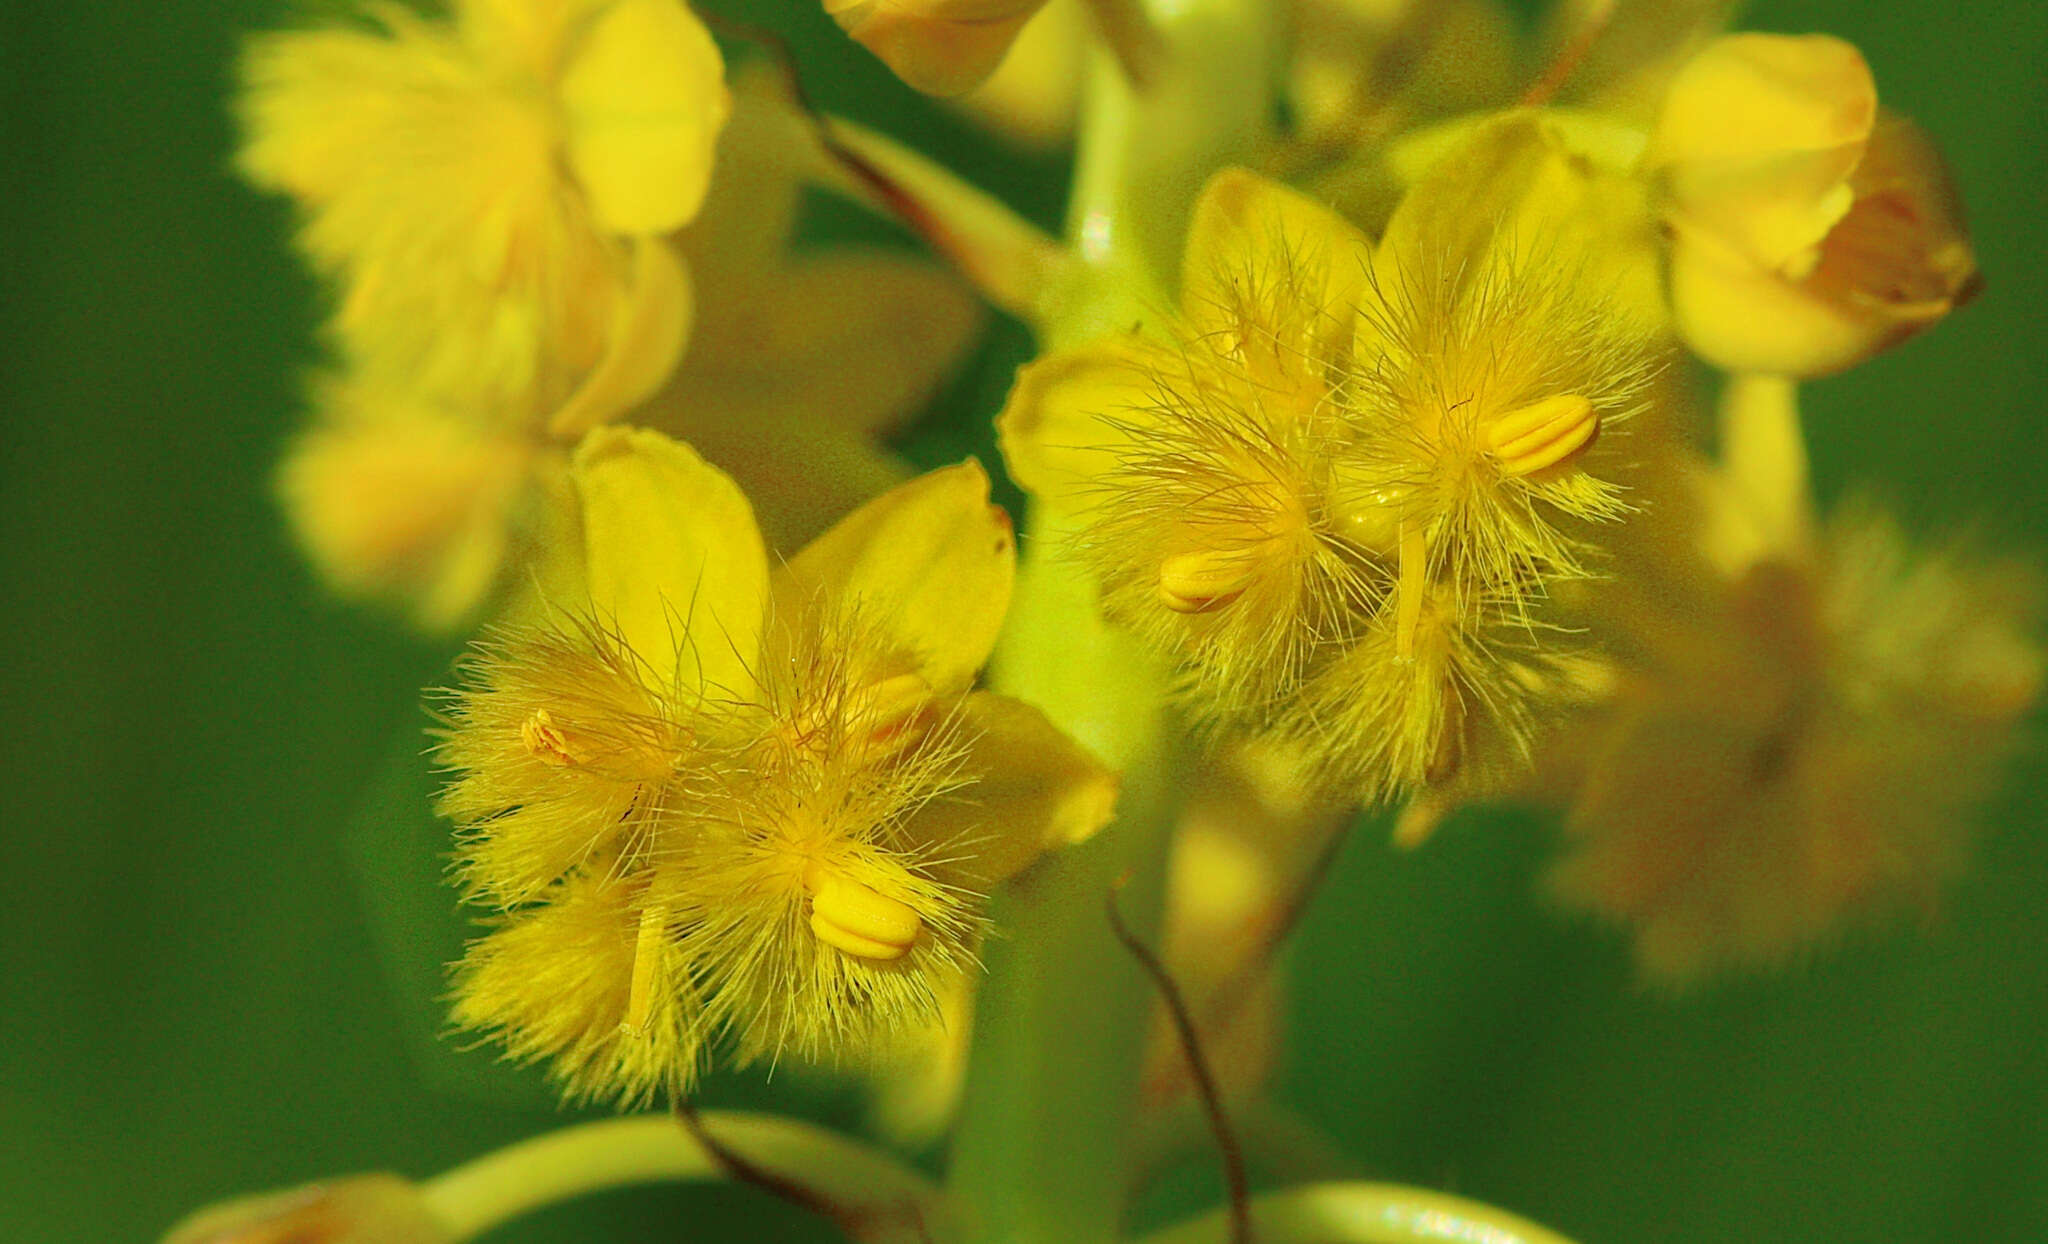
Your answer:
[4,1,2045,1241]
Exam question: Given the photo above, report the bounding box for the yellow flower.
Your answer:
[442,428,1116,1104]
[1000,118,1674,803]
[1544,381,2042,981]
[825,0,1054,96]
[238,0,726,414]
[1649,33,1980,377]
[267,66,984,630]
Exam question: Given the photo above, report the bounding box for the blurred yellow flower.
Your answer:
[262,63,984,631]
[239,0,725,414]
[1650,33,1980,377]
[1545,379,2042,980]
[443,429,1116,1103]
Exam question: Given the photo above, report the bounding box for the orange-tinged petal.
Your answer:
[826,0,1046,96]
[571,426,769,700]
[775,462,1015,694]
[560,0,730,235]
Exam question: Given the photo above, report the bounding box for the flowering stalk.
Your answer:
[945,1,1276,1240]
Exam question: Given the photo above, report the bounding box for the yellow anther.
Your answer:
[620,898,669,1037]
[521,708,589,767]
[1159,548,1257,613]
[805,866,922,962]
[1483,393,1600,477]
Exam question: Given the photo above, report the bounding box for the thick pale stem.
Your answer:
[1134,1181,1581,1244]
[945,1,1276,1242]
[419,1113,942,1242]
[1718,371,1813,557]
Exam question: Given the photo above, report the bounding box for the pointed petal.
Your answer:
[1180,167,1372,348]
[571,427,769,700]
[776,462,1014,693]
[904,691,1119,887]
[560,0,730,236]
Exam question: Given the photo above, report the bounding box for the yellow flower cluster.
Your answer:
[1004,116,1673,804]
[440,430,1116,1102]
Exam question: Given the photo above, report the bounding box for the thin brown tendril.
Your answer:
[1107,876,1253,1244]
[1520,0,1615,106]
[671,1096,935,1244]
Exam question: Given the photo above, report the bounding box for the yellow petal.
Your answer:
[1650,34,1875,168]
[1667,225,1898,378]
[1378,111,1667,334]
[825,0,1045,97]
[276,399,533,633]
[775,461,1015,694]
[943,0,1086,148]
[1180,166,1372,348]
[1650,35,1877,274]
[571,426,769,700]
[903,691,1119,886]
[560,0,730,236]
[995,336,1160,504]
[549,236,694,439]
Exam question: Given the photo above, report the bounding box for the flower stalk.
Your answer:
[945,0,1277,1240]
[420,1114,944,1242]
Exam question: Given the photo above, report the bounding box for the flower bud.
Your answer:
[1652,34,1979,377]
[162,1174,451,1244]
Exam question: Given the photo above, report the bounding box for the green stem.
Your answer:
[945,3,1277,1242]
[419,1113,942,1241]
[1132,1181,1580,1244]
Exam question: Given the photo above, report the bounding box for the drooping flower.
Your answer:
[443,428,1116,1103]
[1544,377,2042,980]
[1648,32,1980,378]
[1001,116,1677,804]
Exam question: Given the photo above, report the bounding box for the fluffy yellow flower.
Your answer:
[238,0,725,414]
[1001,117,1674,803]
[442,428,1116,1103]
[1545,379,2042,980]
[1649,33,1980,377]
[265,65,984,630]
